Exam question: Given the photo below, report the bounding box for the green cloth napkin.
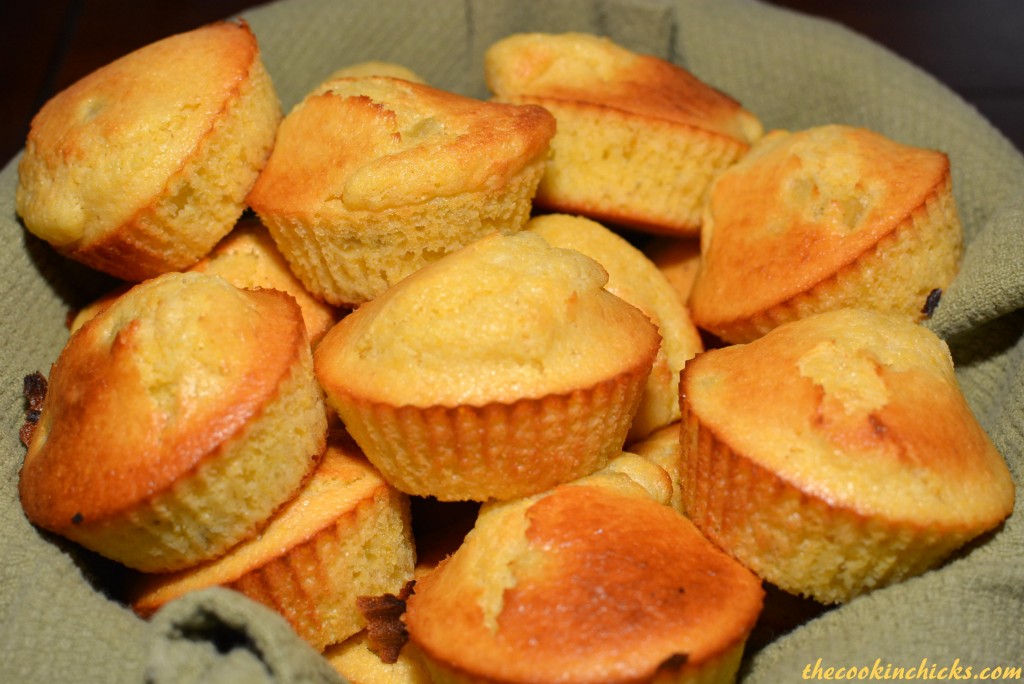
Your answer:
[1,0,1021,682]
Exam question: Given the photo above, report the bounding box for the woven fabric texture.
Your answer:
[1,0,1020,681]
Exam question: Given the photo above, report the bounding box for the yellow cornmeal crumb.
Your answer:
[461,499,537,634]
[485,32,762,235]
[796,310,955,420]
[766,127,888,237]
[798,340,891,418]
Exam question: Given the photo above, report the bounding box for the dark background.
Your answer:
[2,0,1022,168]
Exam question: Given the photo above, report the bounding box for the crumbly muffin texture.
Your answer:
[485,32,763,235]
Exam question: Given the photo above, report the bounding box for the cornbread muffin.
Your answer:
[19,272,328,573]
[247,76,556,307]
[688,125,964,344]
[678,308,1015,603]
[484,32,763,236]
[528,214,703,441]
[627,421,685,513]
[16,21,281,281]
[404,459,765,684]
[642,236,703,308]
[131,431,414,651]
[189,218,340,346]
[314,231,660,502]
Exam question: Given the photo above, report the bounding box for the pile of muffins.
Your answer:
[14,20,1015,684]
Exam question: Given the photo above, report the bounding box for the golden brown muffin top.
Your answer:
[689,125,952,327]
[19,272,307,531]
[406,471,764,683]
[16,21,263,249]
[681,308,1015,527]
[247,76,555,218]
[485,32,762,144]
[314,231,661,407]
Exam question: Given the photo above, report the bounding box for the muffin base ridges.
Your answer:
[678,401,972,604]
[528,99,751,236]
[225,483,414,651]
[259,159,546,308]
[333,365,650,502]
[132,456,414,652]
